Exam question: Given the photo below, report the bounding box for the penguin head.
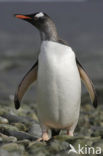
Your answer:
[15,12,58,41]
[15,12,54,31]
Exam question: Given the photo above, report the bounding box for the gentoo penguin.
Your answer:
[14,12,97,141]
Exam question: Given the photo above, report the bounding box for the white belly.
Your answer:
[37,41,81,129]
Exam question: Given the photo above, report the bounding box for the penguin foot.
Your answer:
[37,132,49,142]
[67,130,74,136]
[42,132,49,141]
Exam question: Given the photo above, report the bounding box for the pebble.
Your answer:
[0,124,18,131]
[2,143,19,151]
[13,123,27,131]
[2,143,24,153]
[17,139,30,147]
[8,136,17,142]
[0,116,8,124]
[0,133,17,143]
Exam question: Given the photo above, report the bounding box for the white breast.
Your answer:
[37,41,81,129]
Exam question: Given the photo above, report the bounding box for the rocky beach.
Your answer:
[0,92,103,156]
[0,0,103,155]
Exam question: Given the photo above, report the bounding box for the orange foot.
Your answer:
[67,130,74,136]
[37,132,49,141]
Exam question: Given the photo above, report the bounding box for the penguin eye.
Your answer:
[34,16,38,20]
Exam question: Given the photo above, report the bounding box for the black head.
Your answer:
[15,12,49,30]
[15,12,58,41]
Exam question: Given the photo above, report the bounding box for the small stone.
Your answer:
[91,126,103,137]
[0,109,6,116]
[13,123,27,132]
[0,123,18,131]
[0,149,11,156]
[29,141,46,148]
[2,143,24,152]
[8,136,17,142]
[28,142,47,155]
[54,135,71,141]
[0,133,17,143]
[0,133,9,141]
[17,139,30,147]
[0,116,8,124]
[28,122,42,138]
[49,139,69,152]
[2,143,19,151]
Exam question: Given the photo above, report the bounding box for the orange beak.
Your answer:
[15,14,32,19]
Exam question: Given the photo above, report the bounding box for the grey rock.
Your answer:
[28,142,47,155]
[28,122,42,138]
[2,143,24,154]
[0,117,8,124]
[0,124,18,131]
[0,133,17,143]
[17,139,30,147]
[0,149,13,156]
[13,123,27,132]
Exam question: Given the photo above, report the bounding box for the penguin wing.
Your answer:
[76,59,97,108]
[14,61,38,109]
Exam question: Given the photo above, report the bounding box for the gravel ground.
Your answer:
[0,91,103,156]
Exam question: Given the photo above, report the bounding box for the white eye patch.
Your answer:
[35,12,44,18]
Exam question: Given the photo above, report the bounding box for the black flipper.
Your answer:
[14,61,38,109]
[76,59,97,108]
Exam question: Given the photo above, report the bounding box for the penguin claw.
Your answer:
[36,138,43,142]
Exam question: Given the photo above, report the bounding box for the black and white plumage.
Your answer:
[14,12,97,141]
